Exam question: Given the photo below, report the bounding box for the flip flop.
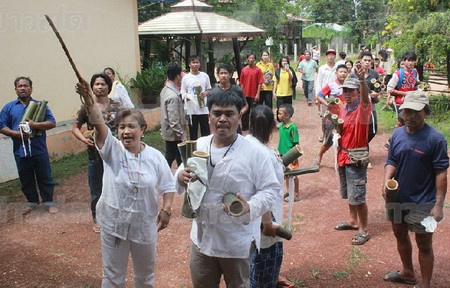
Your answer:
[351,233,371,245]
[382,271,417,285]
[334,221,358,230]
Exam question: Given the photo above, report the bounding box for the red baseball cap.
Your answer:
[325,49,336,55]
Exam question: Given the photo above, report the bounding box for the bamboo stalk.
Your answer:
[32,101,48,137]
[20,102,38,122]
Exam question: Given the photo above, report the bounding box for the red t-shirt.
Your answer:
[337,100,372,166]
[240,65,264,98]
[394,68,418,105]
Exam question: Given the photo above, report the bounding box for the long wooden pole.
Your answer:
[45,15,83,82]
[45,14,93,107]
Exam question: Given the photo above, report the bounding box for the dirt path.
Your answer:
[1,95,450,288]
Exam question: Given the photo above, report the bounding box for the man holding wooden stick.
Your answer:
[0,77,58,214]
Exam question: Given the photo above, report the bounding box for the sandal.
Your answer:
[352,233,371,245]
[22,206,34,215]
[93,224,101,234]
[334,221,358,230]
[277,275,295,288]
[382,271,417,285]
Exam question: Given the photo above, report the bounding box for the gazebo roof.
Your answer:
[138,0,265,38]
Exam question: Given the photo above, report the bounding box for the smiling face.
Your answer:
[15,79,33,101]
[209,104,240,142]
[117,115,145,152]
[92,77,109,97]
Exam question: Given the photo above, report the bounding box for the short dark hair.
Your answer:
[339,51,346,59]
[115,109,148,131]
[216,63,233,75]
[188,55,200,63]
[336,64,348,72]
[361,51,373,59]
[14,76,32,88]
[167,62,182,81]
[103,67,115,75]
[279,103,294,116]
[207,90,243,112]
[250,105,275,144]
[90,73,112,93]
[402,51,417,61]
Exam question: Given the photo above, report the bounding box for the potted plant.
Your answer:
[130,62,167,105]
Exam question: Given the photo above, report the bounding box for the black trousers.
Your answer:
[165,140,182,168]
[189,114,210,140]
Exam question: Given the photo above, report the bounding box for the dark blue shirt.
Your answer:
[386,124,449,204]
[0,98,56,157]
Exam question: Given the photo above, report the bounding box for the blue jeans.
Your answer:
[88,158,103,222]
[302,80,314,102]
[14,153,55,206]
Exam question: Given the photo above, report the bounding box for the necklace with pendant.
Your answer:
[124,146,143,193]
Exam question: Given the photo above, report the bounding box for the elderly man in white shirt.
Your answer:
[176,91,280,288]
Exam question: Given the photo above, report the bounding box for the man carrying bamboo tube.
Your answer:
[315,64,348,165]
[382,91,448,288]
[175,92,279,288]
[0,77,58,214]
[335,63,372,245]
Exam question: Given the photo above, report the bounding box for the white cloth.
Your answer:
[96,130,176,244]
[186,156,209,211]
[175,135,280,258]
[109,81,134,108]
[245,135,284,249]
[180,72,212,115]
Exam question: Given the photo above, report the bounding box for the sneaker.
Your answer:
[48,206,59,214]
[308,101,312,106]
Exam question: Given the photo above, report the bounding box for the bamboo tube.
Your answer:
[20,102,38,122]
[193,151,209,159]
[281,145,303,167]
[181,140,198,219]
[385,178,398,203]
[335,118,344,134]
[276,226,293,240]
[177,142,188,166]
[330,114,339,125]
[284,165,320,177]
[31,103,41,121]
[185,140,197,159]
[181,192,197,219]
[326,97,341,105]
[32,101,48,137]
[223,193,244,216]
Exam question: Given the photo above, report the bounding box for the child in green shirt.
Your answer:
[277,104,300,201]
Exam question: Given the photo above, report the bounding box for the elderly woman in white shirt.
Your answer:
[76,78,175,288]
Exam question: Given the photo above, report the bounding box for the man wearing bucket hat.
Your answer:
[382,91,448,288]
[334,61,372,246]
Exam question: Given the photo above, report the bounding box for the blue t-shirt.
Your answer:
[386,124,449,204]
[0,98,56,157]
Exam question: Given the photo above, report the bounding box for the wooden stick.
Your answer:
[45,15,93,108]
[45,15,83,82]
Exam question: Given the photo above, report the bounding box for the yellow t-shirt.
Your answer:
[256,61,275,91]
[274,70,293,97]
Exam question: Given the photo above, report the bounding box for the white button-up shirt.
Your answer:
[176,134,280,258]
[97,130,176,244]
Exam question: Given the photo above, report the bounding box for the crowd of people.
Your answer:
[0,45,447,288]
